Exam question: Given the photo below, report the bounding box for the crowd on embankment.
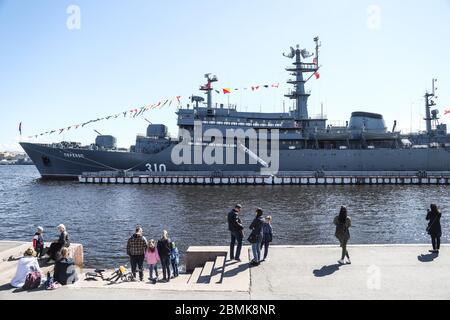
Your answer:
[7,203,443,291]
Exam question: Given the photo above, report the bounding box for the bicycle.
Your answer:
[85,264,136,283]
[85,269,107,281]
[107,264,136,282]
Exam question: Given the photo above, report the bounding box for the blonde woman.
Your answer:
[260,216,273,261]
[53,247,78,285]
[11,248,42,288]
[157,230,172,282]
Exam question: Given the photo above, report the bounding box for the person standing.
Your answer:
[32,226,45,258]
[145,239,160,283]
[248,208,264,266]
[157,230,172,282]
[334,206,352,265]
[170,242,180,278]
[228,204,244,261]
[260,216,273,261]
[126,226,148,281]
[426,204,442,254]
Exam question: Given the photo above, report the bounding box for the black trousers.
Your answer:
[48,243,62,260]
[260,240,270,260]
[431,235,441,250]
[35,245,45,258]
[230,230,243,260]
[129,255,145,280]
[160,256,171,280]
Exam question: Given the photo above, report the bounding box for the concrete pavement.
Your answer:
[1,244,449,300]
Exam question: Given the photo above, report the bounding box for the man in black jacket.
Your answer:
[228,204,244,261]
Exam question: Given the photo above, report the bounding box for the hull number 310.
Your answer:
[146,163,167,172]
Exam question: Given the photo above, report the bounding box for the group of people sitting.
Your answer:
[10,224,78,289]
[127,226,179,283]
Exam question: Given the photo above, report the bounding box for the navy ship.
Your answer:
[20,37,450,179]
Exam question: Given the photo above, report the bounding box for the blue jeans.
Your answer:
[148,264,158,280]
[230,230,243,260]
[171,260,179,277]
[251,241,261,263]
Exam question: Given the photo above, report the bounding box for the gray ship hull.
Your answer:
[20,142,450,179]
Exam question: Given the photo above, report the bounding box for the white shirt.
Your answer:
[10,256,42,288]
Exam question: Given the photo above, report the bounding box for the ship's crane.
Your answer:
[237,142,269,168]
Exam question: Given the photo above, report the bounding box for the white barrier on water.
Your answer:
[79,172,450,185]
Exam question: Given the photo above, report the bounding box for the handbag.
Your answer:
[247,233,257,244]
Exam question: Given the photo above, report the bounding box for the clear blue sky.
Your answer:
[1,0,449,151]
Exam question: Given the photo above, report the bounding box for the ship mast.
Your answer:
[424,78,438,135]
[284,37,321,120]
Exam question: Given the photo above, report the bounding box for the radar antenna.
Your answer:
[283,46,295,59]
[301,49,313,59]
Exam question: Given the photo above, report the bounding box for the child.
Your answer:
[170,242,180,278]
[32,227,45,258]
[260,216,273,261]
[145,239,160,283]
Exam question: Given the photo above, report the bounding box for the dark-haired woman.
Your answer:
[248,208,264,266]
[334,206,352,265]
[426,204,442,254]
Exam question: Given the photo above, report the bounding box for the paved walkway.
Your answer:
[250,245,450,300]
[1,244,449,300]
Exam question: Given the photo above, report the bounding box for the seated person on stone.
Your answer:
[10,247,42,288]
[47,224,70,262]
[53,247,78,285]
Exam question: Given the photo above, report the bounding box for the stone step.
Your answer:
[210,255,226,284]
[197,261,214,284]
[0,242,31,264]
[187,267,203,284]
[0,261,54,287]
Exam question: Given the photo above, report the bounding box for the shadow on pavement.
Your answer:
[313,264,341,277]
[222,263,249,278]
[0,283,14,292]
[418,252,439,262]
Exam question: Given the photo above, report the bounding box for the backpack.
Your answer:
[22,271,41,290]
[44,272,62,290]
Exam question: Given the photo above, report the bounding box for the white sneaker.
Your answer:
[337,259,345,265]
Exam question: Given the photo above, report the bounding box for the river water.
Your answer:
[0,165,448,268]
